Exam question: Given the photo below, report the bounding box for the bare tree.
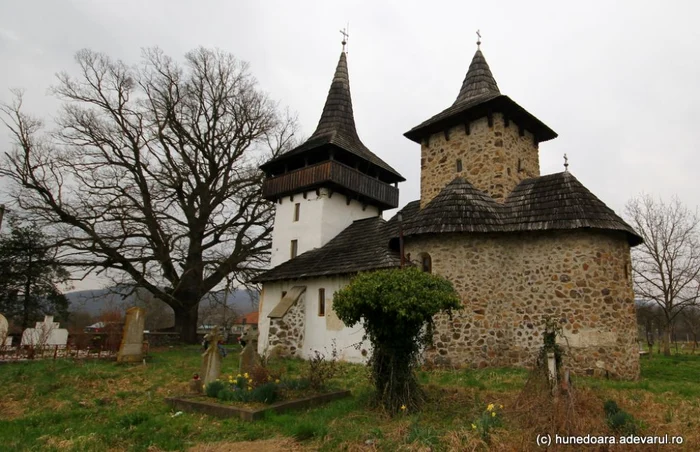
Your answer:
[625,195,700,356]
[0,48,296,342]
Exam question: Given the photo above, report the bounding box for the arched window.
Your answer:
[420,253,432,273]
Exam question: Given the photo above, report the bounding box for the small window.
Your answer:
[293,203,300,222]
[318,288,325,316]
[421,253,432,273]
[281,290,287,299]
[456,159,463,172]
[290,240,298,258]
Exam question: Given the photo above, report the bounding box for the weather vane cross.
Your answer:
[340,26,349,53]
[476,29,481,48]
[564,153,569,171]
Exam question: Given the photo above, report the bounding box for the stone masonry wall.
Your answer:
[405,230,640,380]
[267,294,305,358]
[420,114,540,206]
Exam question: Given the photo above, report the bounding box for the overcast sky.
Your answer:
[1,1,699,291]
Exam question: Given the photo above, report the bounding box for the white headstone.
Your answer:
[0,313,10,346]
[20,315,68,346]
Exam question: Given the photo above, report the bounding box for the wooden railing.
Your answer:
[262,160,399,208]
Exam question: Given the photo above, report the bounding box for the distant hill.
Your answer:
[66,287,258,317]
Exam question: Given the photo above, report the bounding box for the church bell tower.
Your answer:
[260,44,404,267]
[405,37,557,206]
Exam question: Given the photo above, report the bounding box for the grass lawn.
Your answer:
[0,347,698,451]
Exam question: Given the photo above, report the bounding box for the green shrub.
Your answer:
[603,399,620,417]
[205,380,226,398]
[604,399,636,435]
[216,389,240,402]
[333,267,461,415]
[251,382,278,404]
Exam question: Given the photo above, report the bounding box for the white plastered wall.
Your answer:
[269,188,380,268]
[258,276,371,363]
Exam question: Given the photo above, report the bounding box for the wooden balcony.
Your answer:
[262,160,399,209]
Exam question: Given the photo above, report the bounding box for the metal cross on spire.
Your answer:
[340,26,349,53]
[476,29,481,49]
[564,153,569,172]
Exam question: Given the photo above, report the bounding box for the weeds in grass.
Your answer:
[292,421,327,441]
[0,346,699,451]
[305,341,339,391]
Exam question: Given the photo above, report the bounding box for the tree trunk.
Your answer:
[663,328,672,356]
[22,255,32,330]
[174,304,199,344]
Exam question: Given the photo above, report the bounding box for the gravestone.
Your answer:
[201,326,225,386]
[239,326,260,375]
[0,313,10,346]
[117,307,146,363]
[20,316,68,346]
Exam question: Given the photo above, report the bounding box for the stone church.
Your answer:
[252,42,642,380]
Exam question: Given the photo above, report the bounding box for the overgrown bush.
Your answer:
[333,267,461,415]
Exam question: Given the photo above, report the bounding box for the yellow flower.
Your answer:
[487,403,494,412]
[247,386,252,391]
[275,379,280,384]
[248,379,253,384]
[499,404,504,409]
[471,424,476,430]
[236,374,241,378]
[400,405,406,411]
[244,373,249,378]
[491,412,496,418]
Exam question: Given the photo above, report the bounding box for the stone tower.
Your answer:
[260,51,404,267]
[404,48,557,206]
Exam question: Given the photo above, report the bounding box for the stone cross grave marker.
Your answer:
[20,315,68,346]
[201,326,225,386]
[117,307,146,363]
[239,326,260,375]
[0,313,10,346]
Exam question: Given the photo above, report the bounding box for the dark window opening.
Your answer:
[318,288,325,316]
[421,253,432,273]
[293,203,300,222]
[281,291,287,299]
[456,159,463,172]
[290,240,298,258]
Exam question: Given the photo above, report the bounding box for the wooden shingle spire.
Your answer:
[453,48,501,106]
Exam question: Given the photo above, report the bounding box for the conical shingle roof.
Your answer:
[404,47,556,144]
[454,49,500,105]
[262,52,403,181]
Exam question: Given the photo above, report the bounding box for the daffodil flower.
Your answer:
[400,405,406,411]
[487,403,494,412]
[244,373,249,378]
[471,424,476,429]
[491,412,496,417]
[499,404,504,409]
[275,379,280,384]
